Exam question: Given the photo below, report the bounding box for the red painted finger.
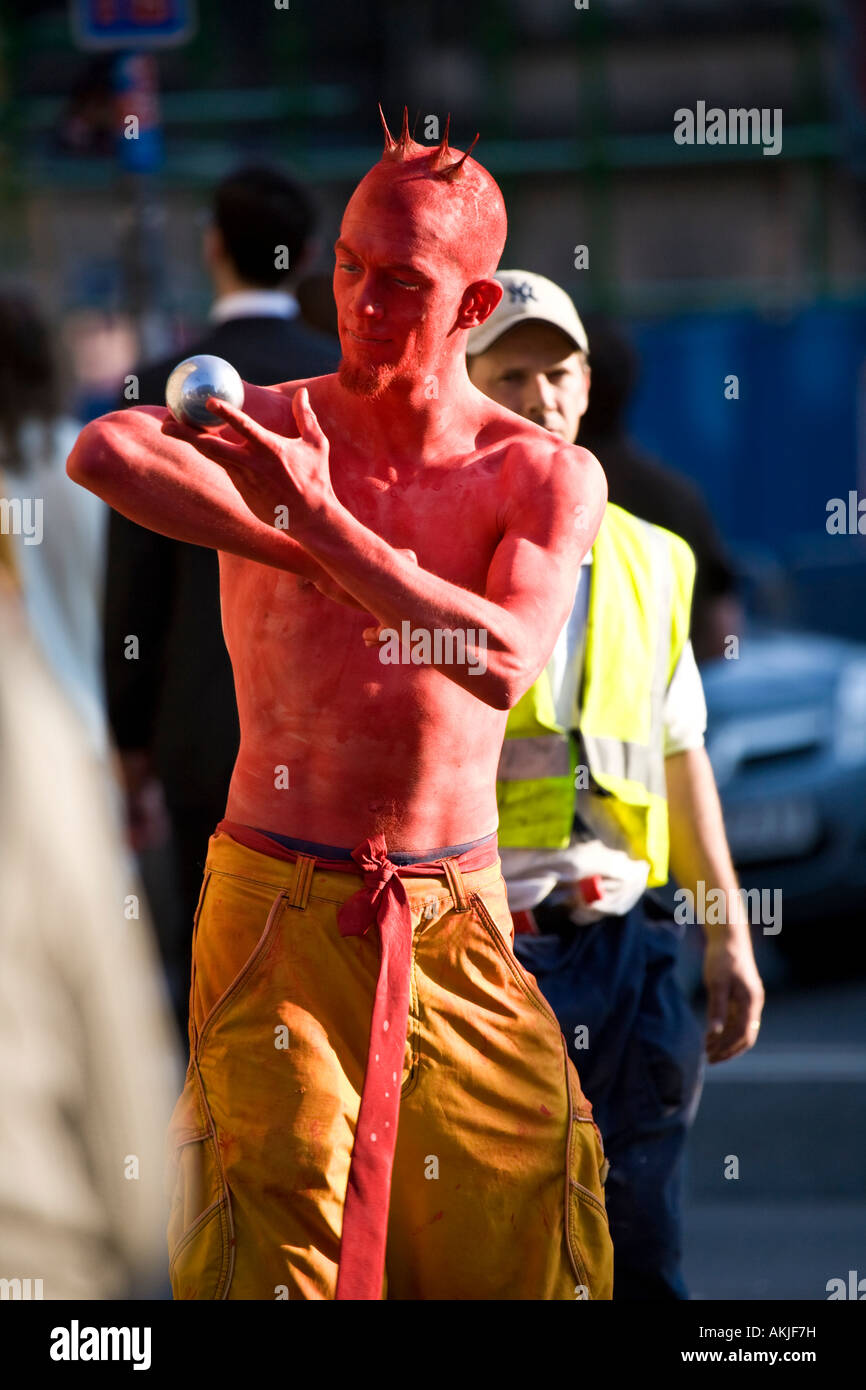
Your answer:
[292,386,327,447]
[205,397,276,449]
[163,419,233,458]
[165,425,247,469]
[162,418,199,444]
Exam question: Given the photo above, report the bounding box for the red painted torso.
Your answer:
[221,376,526,851]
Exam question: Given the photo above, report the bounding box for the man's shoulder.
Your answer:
[477,411,606,532]
[479,400,596,474]
[501,426,603,505]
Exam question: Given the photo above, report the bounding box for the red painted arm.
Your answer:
[66,400,353,597]
[303,439,607,710]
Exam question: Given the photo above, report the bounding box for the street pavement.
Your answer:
[681,974,866,1301]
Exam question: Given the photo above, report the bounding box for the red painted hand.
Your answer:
[161,386,336,536]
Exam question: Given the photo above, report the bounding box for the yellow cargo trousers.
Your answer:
[165,829,613,1300]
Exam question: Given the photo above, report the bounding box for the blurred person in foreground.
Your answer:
[105,166,339,1024]
[0,577,180,1298]
[0,291,108,750]
[577,317,742,664]
[468,271,764,1299]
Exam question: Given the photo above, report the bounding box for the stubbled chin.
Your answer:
[338,357,400,399]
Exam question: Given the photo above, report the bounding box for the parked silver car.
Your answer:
[700,625,866,978]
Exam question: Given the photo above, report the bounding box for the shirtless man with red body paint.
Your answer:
[68,114,611,1301]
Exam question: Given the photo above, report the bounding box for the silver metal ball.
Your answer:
[165,354,245,430]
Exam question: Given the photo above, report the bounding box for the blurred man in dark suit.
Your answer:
[105,167,339,1024]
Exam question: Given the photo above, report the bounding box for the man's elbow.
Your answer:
[67,420,102,487]
[479,651,536,711]
[67,417,122,493]
[476,678,515,712]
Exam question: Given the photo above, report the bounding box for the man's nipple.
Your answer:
[369,465,399,491]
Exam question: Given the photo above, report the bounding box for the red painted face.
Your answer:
[334,115,507,398]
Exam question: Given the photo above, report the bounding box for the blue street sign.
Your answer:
[71,0,197,52]
[113,52,163,172]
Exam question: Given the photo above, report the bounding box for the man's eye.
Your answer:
[339,262,361,273]
[393,277,420,289]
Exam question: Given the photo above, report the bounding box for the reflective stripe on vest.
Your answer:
[497,734,571,781]
[578,733,667,800]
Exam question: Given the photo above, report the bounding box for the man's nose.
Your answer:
[524,373,558,417]
[356,275,385,320]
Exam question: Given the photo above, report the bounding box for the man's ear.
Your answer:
[456,279,503,330]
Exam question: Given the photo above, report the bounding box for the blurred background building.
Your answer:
[3,1,863,553]
[0,0,864,1301]
[3,1,865,613]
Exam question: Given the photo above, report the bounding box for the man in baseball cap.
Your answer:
[468,272,764,1300]
[467,270,592,448]
[466,269,589,358]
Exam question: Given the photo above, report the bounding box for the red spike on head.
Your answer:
[429,114,452,171]
[378,101,396,155]
[433,131,480,182]
[397,106,411,150]
[380,104,424,161]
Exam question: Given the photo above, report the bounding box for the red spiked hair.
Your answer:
[378,104,480,182]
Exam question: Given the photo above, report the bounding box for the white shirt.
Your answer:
[500,550,707,919]
[209,289,299,323]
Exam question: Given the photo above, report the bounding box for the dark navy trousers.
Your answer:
[514,899,704,1300]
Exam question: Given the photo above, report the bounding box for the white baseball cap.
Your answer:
[466,269,589,357]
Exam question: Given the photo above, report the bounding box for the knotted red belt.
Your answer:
[216,821,498,1300]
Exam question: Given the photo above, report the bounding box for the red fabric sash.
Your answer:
[215,819,499,1300]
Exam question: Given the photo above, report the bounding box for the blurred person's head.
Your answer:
[576,315,639,440]
[466,270,590,442]
[0,291,61,475]
[204,165,318,296]
[334,109,506,399]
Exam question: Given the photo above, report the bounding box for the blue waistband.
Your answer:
[250,827,498,866]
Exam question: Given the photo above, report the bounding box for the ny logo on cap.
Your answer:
[506,280,538,304]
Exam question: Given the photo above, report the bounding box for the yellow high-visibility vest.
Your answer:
[496,503,696,886]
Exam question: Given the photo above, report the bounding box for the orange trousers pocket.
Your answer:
[165,1064,234,1300]
[564,1055,614,1300]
